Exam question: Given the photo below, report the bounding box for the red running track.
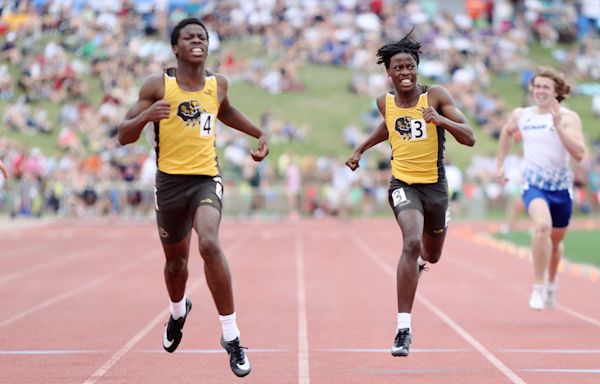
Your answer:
[0,217,599,384]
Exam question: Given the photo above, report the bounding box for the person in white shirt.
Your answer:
[496,66,586,310]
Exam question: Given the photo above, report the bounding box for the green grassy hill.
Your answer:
[1,40,597,170]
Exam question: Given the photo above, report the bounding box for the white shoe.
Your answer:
[529,287,544,310]
[545,283,557,308]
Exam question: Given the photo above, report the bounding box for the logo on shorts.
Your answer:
[200,198,213,204]
[158,227,169,239]
[432,228,445,234]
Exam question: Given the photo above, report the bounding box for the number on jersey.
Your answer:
[199,113,215,137]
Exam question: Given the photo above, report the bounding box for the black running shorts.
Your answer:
[387,176,449,236]
[155,170,223,243]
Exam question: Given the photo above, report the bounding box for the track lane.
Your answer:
[350,219,600,384]
[1,218,599,384]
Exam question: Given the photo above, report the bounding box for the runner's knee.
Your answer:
[533,221,551,236]
[165,257,188,276]
[198,236,221,259]
[402,237,422,258]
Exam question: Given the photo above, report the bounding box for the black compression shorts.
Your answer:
[388,176,449,236]
[155,170,223,243]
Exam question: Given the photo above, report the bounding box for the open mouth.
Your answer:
[191,48,204,56]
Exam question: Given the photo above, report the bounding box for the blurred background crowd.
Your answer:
[0,0,599,224]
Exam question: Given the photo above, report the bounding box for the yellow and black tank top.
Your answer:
[385,89,445,184]
[153,71,220,176]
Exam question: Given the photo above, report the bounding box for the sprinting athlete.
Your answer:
[346,30,475,357]
[117,18,268,377]
[497,66,586,310]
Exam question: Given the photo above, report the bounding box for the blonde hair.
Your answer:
[530,66,571,102]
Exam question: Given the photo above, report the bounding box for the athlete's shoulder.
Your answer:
[425,85,452,108]
[376,91,391,100]
[420,84,433,94]
[138,73,165,99]
[375,93,389,113]
[561,106,582,126]
[144,72,165,84]
[426,84,449,97]
[212,72,228,86]
[560,105,577,116]
[511,106,526,118]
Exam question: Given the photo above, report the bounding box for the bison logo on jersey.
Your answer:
[177,100,206,128]
[395,116,412,140]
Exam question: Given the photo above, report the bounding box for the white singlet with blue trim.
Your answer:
[517,106,571,191]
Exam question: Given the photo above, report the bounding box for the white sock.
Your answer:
[219,312,241,342]
[533,284,544,294]
[417,256,426,267]
[170,296,187,320]
[546,281,557,290]
[397,312,411,331]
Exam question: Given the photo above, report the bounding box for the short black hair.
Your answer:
[376,29,421,69]
[170,18,209,46]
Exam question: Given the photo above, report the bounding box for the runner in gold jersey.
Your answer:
[346,30,475,357]
[117,18,268,377]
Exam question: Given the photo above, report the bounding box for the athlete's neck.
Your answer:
[534,105,552,114]
[175,62,206,92]
[394,85,422,108]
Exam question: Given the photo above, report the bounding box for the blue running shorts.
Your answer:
[522,184,572,228]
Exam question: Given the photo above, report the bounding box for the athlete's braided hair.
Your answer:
[376,29,421,69]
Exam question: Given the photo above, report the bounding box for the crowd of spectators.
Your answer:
[0,0,599,221]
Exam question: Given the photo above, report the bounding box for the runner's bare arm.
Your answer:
[216,74,269,161]
[496,108,523,185]
[426,85,476,146]
[345,95,389,171]
[118,75,167,145]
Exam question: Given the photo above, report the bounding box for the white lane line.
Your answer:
[458,268,600,328]
[0,350,105,355]
[317,348,470,353]
[504,287,600,328]
[522,369,600,373]
[351,236,526,384]
[502,349,600,353]
[296,224,310,384]
[138,348,289,354]
[450,239,600,328]
[365,368,483,374]
[0,252,157,328]
[556,304,600,327]
[0,347,470,356]
[82,235,250,384]
[0,243,113,285]
[418,295,526,384]
[82,303,175,384]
